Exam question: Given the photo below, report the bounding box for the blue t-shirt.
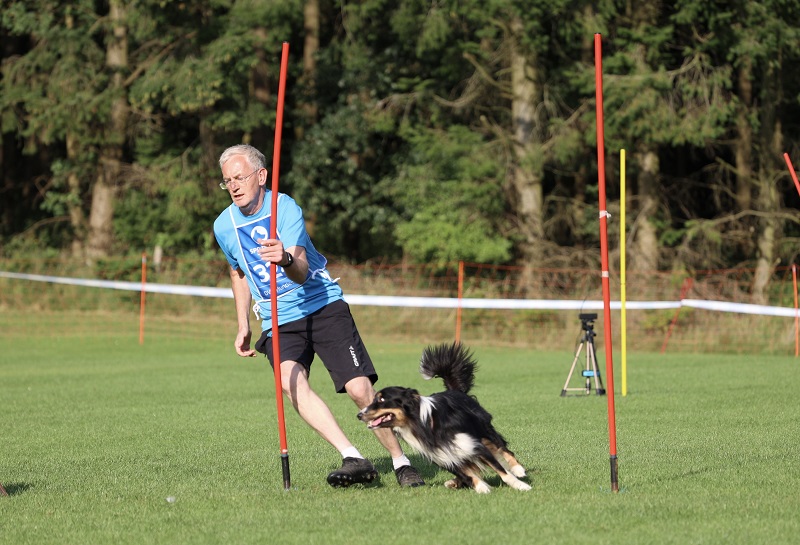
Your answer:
[213,192,343,331]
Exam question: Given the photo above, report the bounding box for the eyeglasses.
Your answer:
[219,169,262,190]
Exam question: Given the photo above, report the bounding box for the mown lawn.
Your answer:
[1,316,798,544]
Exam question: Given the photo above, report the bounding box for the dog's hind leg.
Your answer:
[500,472,531,491]
[443,474,471,490]
[482,439,527,478]
[499,447,527,478]
[488,462,531,491]
[449,465,492,494]
[481,443,531,491]
[481,438,526,478]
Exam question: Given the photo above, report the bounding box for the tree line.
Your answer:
[2,1,800,301]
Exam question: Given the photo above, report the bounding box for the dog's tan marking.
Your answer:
[461,464,492,494]
[481,440,531,491]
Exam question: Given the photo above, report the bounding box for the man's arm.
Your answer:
[281,244,308,284]
[255,239,309,284]
[230,265,256,357]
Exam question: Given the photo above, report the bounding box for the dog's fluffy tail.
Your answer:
[419,342,477,393]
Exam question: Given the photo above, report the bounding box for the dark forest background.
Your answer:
[2,1,800,302]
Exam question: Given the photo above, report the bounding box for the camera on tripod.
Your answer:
[579,313,597,333]
[561,313,605,396]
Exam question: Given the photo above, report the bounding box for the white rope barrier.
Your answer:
[2,270,797,317]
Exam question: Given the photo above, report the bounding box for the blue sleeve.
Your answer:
[213,211,240,270]
[278,195,310,249]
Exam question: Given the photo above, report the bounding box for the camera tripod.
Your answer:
[561,313,606,396]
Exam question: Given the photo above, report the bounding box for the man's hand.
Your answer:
[235,329,257,357]
[255,239,307,284]
[256,238,288,266]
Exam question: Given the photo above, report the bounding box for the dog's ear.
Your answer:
[400,389,421,412]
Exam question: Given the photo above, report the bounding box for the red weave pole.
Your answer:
[594,33,619,493]
[784,154,800,357]
[270,42,291,490]
[784,153,800,197]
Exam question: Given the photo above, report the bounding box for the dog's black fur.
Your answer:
[358,342,530,493]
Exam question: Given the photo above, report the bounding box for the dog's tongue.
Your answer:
[370,415,388,427]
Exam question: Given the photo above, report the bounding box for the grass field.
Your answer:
[1,314,799,544]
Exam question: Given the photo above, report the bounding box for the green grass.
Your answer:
[1,315,799,544]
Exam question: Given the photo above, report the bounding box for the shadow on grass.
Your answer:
[375,456,539,492]
[1,482,33,496]
[373,456,440,482]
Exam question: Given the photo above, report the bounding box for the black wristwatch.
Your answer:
[282,251,294,268]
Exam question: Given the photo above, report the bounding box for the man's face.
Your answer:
[221,154,267,214]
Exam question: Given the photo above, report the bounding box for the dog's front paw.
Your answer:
[474,481,492,494]
[510,464,526,478]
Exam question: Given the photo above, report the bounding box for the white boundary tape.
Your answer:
[1,270,797,317]
[0,271,231,298]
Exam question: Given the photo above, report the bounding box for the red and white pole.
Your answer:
[783,154,800,358]
[594,33,619,493]
[783,153,800,197]
[270,42,291,490]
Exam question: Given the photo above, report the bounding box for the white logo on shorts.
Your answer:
[349,345,359,367]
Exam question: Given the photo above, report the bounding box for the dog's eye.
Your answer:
[378,397,384,403]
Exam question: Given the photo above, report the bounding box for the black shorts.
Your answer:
[254,299,377,393]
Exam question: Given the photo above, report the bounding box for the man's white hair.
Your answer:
[218,144,266,170]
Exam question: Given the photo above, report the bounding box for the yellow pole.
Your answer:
[620,150,627,396]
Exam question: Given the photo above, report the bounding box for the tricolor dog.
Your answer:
[358,343,530,493]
